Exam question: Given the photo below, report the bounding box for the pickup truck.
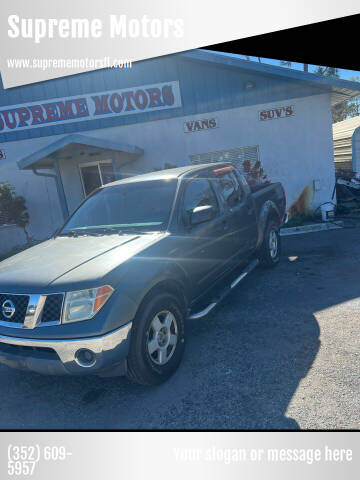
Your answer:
[0,162,286,385]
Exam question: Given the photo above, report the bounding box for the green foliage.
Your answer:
[333,75,360,123]
[333,98,360,123]
[279,62,360,122]
[314,67,360,122]
[280,60,292,68]
[279,60,308,71]
[314,66,339,77]
[0,182,30,242]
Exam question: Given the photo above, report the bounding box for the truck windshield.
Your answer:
[60,179,178,235]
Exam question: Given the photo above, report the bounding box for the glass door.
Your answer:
[80,161,115,197]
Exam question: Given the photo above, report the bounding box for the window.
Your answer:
[61,179,178,234]
[80,161,115,196]
[216,170,243,206]
[183,178,218,221]
[189,145,259,176]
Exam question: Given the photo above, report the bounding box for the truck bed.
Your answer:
[250,182,286,222]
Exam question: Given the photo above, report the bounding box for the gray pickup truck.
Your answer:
[0,162,286,385]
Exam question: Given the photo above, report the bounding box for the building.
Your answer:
[333,115,360,172]
[1,49,360,252]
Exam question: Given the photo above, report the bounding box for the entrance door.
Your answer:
[80,161,115,197]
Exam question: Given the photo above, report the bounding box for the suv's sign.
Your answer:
[259,105,294,121]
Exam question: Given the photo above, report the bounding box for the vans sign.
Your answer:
[184,117,218,133]
[0,81,181,135]
[259,105,294,121]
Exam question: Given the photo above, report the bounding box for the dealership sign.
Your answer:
[0,81,181,134]
[184,117,218,133]
[259,105,294,121]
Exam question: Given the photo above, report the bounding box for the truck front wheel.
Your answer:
[127,293,185,385]
[259,220,281,267]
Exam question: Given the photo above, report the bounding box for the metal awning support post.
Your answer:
[32,163,69,221]
[53,159,69,220]
[112,155,122,181]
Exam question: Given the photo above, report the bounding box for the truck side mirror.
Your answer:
[190,205,216,226]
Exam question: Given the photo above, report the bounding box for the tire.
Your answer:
[259,219,281,267]
[126,292,185,386]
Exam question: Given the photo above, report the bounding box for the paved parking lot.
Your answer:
[0,227,359,430]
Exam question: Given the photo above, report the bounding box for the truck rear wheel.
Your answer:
[259,219,281,267]
[127,293,185,385]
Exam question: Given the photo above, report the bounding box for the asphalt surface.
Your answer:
[0,227,359,430]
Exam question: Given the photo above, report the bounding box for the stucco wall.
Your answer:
[0,92,335,248]
[0,225,26,255]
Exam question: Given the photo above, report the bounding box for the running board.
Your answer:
[188,259,259,320]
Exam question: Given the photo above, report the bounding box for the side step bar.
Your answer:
[188,259,259,320]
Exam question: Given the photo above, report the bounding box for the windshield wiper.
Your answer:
[58,229,107,237]
[81,227,125,236]
[58,229,80,237]
[119,227,162,235]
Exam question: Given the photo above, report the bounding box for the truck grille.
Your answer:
[0,294,29,324]
[41,294,64,323]
[0,293,64,327]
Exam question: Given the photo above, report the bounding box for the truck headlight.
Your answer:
[62,285,114,324]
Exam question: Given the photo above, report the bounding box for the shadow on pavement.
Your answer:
[0,228,359,429]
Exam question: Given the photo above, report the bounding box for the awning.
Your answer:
[17,133,144,170]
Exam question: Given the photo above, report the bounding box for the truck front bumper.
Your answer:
[0,322,132,376]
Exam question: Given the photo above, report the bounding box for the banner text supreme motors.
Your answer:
[0,81,181,134]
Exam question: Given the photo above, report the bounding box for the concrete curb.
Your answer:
[280,221,344,236]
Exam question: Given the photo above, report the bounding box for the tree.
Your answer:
[279,60,308,71]
[0,183,30,243]
[280,60,292,68]
[332,97,360,123]
[314,67,360,122]
[314,66,339,77]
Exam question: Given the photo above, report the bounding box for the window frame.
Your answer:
[215,168,244,208]
[78,160,114,197]
[179,176,220,227]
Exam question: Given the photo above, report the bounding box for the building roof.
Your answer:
[3,49,360,144]
[183,50,360,106]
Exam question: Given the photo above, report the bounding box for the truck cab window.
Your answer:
[183,178,218,221]
[217,171,243,207]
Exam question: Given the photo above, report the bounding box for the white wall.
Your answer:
[0,135,63,247]
[0,92,335,248]
[0,225,26,255]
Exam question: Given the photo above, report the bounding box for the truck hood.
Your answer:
[0,233,165,292]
